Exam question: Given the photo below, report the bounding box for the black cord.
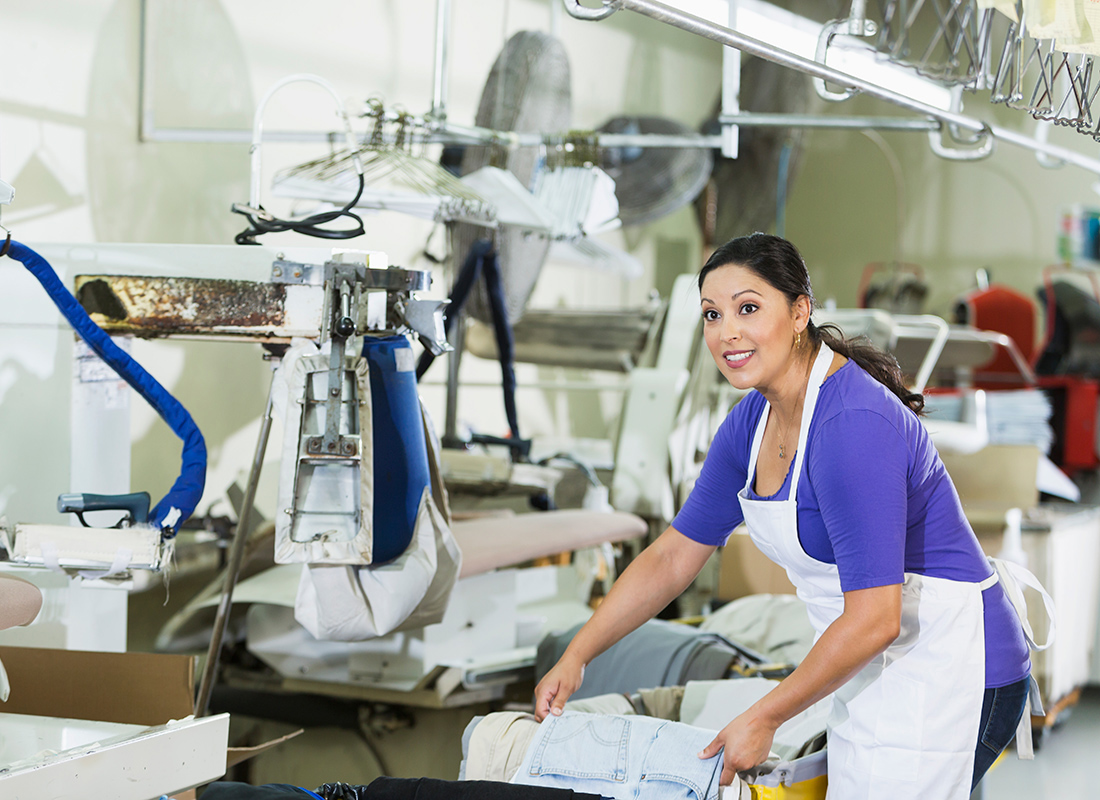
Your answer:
[0,230,11,258]
[536,452,601,487]
[232,172,366,244]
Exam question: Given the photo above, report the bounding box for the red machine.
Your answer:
[957,278,1100,475]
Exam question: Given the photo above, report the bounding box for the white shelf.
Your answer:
[0,712,229,800]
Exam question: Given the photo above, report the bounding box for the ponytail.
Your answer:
[810,321,925,416]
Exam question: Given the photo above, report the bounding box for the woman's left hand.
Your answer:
[697,711,777,786]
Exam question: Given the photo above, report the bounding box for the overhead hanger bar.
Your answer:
[561,0,1100,175]
[133,0,1100,175]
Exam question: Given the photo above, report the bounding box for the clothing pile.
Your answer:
[201,777,601,799]
[534,612,806,702]
[459,678,830,792]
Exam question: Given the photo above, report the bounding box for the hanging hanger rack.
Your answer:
[273,99,496,227]
[557,0,1100,174]
[130,0,1100,177]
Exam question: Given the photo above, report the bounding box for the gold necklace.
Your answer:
[778,412,795,459]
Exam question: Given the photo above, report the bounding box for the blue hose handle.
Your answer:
[57,492,151,525]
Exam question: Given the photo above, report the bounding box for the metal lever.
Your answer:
[401,297,451,356]
[309,264,362,461]
[562,0,623,22]
[57,492,151,527]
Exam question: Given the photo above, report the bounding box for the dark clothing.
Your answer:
[972,675,1031,790]
[202,778,601,800]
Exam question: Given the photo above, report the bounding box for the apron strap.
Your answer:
[745,402,771,483]
[989,557,1057,651]
[742,343,833,499]
[986,556,1055,761]
[788,345,834,503]
[1012,673,1045,760]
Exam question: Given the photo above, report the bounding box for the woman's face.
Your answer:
[700,263,808,393]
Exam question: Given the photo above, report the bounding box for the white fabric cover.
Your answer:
[294,485,461,641]
[1,523,164,574]
[293,400,461,641]
[274,342,374,565]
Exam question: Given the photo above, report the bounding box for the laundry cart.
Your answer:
[742,750,827,800]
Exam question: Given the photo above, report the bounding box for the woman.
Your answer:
[534,233,1038,799]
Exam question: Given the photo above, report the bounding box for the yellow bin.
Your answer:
[746,750,828,800]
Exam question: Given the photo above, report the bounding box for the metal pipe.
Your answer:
[138,0,155,143]
[433,120,711,147]
[895,315,950,393]
[139,128,346,144]
[609,0,980,128]
[430,0,452,121]
[141,115,931,147]
[195,378,276,717]
[421,378,629,391]
[595,0,1100,175]
[438,115,936,150]
[444,313,465,443]
[247,74,361,209]
[719,113,939,131]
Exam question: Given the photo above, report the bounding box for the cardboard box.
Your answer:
[0,646,195,725]
[939,444,1040,530]
[716,527,796,602]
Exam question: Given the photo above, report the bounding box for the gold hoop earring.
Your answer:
[795,330,802,349]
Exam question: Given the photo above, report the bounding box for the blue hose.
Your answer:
[5,241,206,536]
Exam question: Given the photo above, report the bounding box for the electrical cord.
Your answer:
[232,172,366,244]
[536,452,601,487]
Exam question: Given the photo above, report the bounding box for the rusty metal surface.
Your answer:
[74,275,313,340]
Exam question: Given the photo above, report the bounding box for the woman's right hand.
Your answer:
[533,653,585,721]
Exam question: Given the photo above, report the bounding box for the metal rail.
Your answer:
[134,0,1100,175]
[562,0,1100,175]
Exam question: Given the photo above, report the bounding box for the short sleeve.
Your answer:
[672,396,759,546]
[807,409,908,591]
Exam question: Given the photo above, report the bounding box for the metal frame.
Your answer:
[132,0,1100,173]
[561,0,1100,174]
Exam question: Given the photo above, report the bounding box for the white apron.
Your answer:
[737,344,990,800]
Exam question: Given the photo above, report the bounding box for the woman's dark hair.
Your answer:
[700,232,924,415]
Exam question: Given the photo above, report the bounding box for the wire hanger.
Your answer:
[273,99,496,227]
[532,132,641,276]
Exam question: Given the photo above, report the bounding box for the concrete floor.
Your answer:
[980,686,1100,799]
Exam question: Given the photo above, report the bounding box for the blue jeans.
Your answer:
[512,712,723,800]
[971,676,1030,790]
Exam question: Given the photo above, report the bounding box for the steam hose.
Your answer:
[4,241,206,536]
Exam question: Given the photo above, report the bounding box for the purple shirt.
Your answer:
[674,359,1029,687]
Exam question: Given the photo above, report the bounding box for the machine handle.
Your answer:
[57,492,151,526]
